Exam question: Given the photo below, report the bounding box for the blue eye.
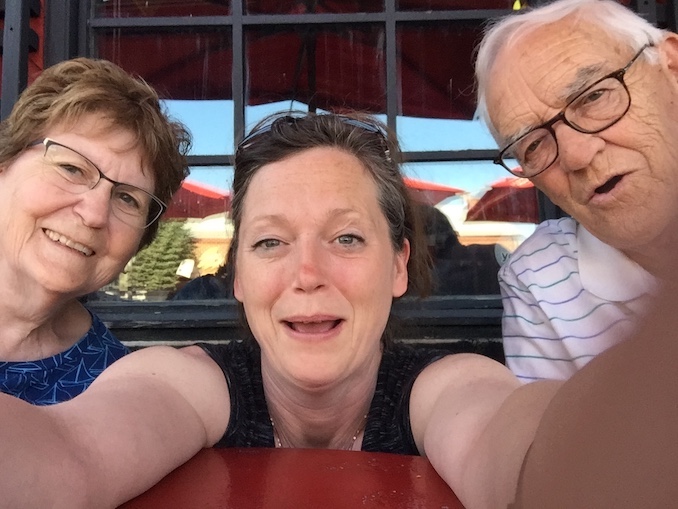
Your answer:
[253,238,281,250]
[113,190,142,211]
[336,234,364,246]
[60,163,86,176]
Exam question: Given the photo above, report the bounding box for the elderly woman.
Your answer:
[0,58,190,405]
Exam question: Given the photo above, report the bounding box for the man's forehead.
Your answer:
[487,22,627,141]
[505,22,624,87]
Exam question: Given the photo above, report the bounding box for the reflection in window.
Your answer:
[398,0,514,9]
[245,25,386,122]
[416,203,503,296]
[86,4,546,301]
[93,0,231,17]
[246,0,383,14]
[403,161,538,295]
[398,117,498,152]
[165,167,235,301]
[397,23,481,121]
[163,100,234,155]
[94,167,234,302]
[405,161,539,251]
[94,29,232,101]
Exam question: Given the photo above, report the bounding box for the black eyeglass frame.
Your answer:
[494,43,654,178]
[30,137,167,229]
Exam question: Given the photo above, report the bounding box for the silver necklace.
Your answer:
[270,414,368,450]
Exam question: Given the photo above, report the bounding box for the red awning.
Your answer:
[404,177,465,206]
[95,1,486,120]
[164,180,231,219]
[164,176,462,219]
[466,176,539,223]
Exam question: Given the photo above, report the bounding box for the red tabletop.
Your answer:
[120,447,464,509]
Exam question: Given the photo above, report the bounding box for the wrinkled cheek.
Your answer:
[531,175,570,209]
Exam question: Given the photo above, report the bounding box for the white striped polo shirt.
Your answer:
[499,217,658,382]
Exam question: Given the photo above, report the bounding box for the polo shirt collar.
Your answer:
[578,224,658,301]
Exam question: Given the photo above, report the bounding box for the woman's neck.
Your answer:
[0,299,91,361]
[263,352,380,450]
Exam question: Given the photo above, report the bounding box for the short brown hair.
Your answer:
[0,57,191,249]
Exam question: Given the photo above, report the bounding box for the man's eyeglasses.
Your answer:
[494,44,653,178]
[32,138,166,229]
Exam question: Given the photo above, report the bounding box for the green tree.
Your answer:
[127,220,195,293]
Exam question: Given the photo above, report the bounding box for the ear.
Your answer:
[233,267,244,303]
[392,239,410,298]
[658,33,678,84]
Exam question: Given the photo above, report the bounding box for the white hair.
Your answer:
[475,0,667,141]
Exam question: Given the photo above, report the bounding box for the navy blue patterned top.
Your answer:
[0,313,129,405]
[199,340,448,455]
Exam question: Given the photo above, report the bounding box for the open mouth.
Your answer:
[285,319,343,334]
[594,174,624,195]
[44,229,94,257]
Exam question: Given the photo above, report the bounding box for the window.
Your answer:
[37,0,665,347]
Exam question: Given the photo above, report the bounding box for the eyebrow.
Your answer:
[558,62,606,103]
[502,62,608,147]
[245,208,365,229]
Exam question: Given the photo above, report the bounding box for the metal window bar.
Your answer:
[0,0,40,120]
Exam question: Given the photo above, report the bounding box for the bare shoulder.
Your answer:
[413,353,517,404]
[90,344,231,445]
[409,353,519,453]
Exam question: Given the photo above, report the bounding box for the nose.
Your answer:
[291,237,327,293]
[72,182,113,228]
[553,122,606,173]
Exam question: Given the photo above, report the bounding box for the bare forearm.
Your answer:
[422,364,560,509]
[60,375,211,506]
[0,394,92,508]
[0,377,211,507]
[512,284,678,508]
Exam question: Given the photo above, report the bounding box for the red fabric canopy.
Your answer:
[164,176,461,219]
[96,1,483,120]
[164,181,231,219]
[404,177,464,206]
[466,176,539,224]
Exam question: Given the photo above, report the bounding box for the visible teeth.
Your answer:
[44,229,94,256]
[288,320,340,333]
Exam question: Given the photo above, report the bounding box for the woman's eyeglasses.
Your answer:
[31,138,166,229]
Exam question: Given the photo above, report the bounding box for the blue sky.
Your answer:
[164,100,509,197]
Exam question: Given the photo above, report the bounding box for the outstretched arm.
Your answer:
[0,345,230,508]
[410,354,561,509]
[512,277,678,508]
[414,281,678,508]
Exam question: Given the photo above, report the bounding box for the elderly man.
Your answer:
[475,0,678,382]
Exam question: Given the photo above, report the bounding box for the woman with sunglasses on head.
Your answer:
[0,58,190,405]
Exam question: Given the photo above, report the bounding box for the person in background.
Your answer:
[418,204,502,295]
[0,57,190,404]
[171,261,234,300]
[475,0,675,382]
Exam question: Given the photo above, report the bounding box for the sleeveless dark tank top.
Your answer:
[198,340,447,455]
